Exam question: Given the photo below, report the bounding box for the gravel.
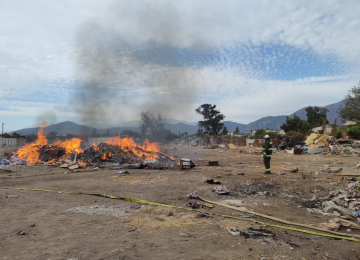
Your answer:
[68,205,131,216]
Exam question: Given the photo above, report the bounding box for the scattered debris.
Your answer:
[314,217,360,231]
[17,231,27,235]
[179,228,192,237]
[180,158,195,169]
[212,186,230,195]
[239,213,254,218]
[208,161,219,166]
[205,179,221,185]
[128,227,137,232]
[6,195,18,198]
[196,213,214,218]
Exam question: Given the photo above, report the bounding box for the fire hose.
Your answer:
[1,187,359,242]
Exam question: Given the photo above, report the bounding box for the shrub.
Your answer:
[348,125,360,139]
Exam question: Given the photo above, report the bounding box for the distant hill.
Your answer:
[242,100,345,131]
[12,121,138,136]
[11,100,345,135]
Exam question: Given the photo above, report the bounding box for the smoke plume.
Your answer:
[71,1,213,127]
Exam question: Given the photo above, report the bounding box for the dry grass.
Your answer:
[123,205,253,235]
[110,175,169,185]
[124,206,214,232]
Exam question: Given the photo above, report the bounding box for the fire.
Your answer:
[48,159,56,164]
[53,138,83,154]
[77,161,87,167]
[106,136,160,159]
[16,120,48,164]
[15,120,84,165]
[101,152,111,160]
[92,143,100,152]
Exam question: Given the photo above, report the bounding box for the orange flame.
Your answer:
[16,120,48,164]
[106,136,160,159]
[92,143,100,151]
[16,120,84,165]
[53,138,83,154]
[101,152,111,160]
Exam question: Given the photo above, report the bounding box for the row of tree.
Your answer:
[195,82,360,136]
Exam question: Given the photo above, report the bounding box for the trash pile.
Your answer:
[67,141,176,169]
[306,181,360,220]
[290,133,360,155]
[13,133,176,169]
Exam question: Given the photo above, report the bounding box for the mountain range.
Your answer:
[11,100,344,135]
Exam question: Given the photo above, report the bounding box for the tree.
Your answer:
[234,126,240,135]
[140,111,165,137]
[305,106,329,127]
[195,104,225,135]
[337,82,360,123]
[47,131,57,138]
[222,127,228,135]
[195,128,204,137]
[10,132,21,138]
[253,129,277,139]
[91,128,101,137]
[280,114,312,134]
[1,133,10,138]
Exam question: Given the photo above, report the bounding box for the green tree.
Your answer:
[195,128,204,137]
[253,129,277,139]
[234,126,240,135]
[1,133,10,138]
[337,82,360,123]
[10,132,21,138]
[280,114,312,134]
[305,106,329,127]
[222,127,228,135]
[140,111,165,137]
[195,104,225,135]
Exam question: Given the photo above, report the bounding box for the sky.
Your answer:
[0,0,359,132]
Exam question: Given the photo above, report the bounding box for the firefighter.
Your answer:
[262,135,272,174]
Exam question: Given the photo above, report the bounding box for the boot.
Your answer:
[264,171,271,174]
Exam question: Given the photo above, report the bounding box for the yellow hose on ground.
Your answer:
[1,187,359,242]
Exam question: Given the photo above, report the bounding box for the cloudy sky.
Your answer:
[0,0,359,132]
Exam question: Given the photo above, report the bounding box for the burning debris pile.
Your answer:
[68,137,176,169]
[13,121,176,169]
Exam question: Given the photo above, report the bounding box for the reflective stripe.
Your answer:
[266,169,271,171]
[270,142,272,144]
[265,155,272,157]
[269,148,273,150]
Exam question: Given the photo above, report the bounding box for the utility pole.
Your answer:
[1,123,4,137]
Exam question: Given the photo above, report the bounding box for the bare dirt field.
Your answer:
[1,145,360,260]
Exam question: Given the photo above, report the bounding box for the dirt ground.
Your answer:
[1,145,360,260]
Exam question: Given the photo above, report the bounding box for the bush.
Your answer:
[253,129,277,139]
[348,125,360,139]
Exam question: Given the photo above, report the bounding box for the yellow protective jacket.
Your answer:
[262,139,273,157]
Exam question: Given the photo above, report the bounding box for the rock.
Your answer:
[263,203,270,207]
[221,200,244,207]
[6,195,18,198]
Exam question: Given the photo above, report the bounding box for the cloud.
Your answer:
[0,0,360,129]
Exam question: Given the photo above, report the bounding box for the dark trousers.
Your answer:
[263,157,271,172]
